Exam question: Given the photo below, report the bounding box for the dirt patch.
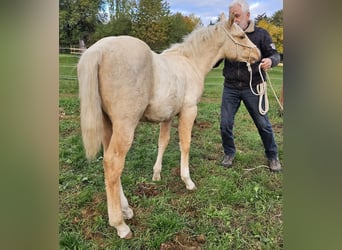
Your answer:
[71,193,108,248]
[194,120,212,129]
[171,119,213,130]
[160,232,206,250]
[166,167,193,195]
[272,123,283,133]
[134,182,160,197]
[171,166,181,177]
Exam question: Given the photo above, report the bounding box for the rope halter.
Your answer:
[222,26,257,63]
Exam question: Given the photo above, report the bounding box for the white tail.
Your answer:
[77,48,104,160]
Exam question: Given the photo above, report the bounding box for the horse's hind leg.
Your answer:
[152,120,172,181]
[103,123,136,239]
[178,107,197,190]
[102,114,133,221]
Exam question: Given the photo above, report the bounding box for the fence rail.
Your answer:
[59,47,86,55]
[70,47,86,55]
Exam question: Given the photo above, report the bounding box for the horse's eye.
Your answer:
[240,35,245,39]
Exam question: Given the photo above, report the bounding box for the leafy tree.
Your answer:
[168,13,201,45]
[131,0,170,51]
[270,10,283,27]
[93,15,132,42]
[255,9,283,27]
[255,13,270,25]
[107,0,133,19]
[184,14,201,29]
[59,0,200,51]
[93,0,134,42]
[168,13,190,44]
[59,0,106,47]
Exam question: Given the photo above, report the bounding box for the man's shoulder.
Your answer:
[252,26,272,39]
[254,26,268,34]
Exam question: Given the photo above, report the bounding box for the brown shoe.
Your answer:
[222,155,235,168]
[269,159,282,172]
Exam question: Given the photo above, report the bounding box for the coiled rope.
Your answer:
[246,62,284,115]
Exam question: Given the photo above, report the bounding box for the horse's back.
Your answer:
[88,36,152,71]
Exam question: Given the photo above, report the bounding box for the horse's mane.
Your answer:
[163,24,220,57]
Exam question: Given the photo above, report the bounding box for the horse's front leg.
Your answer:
[152,120,171,181]
[178,106,197,190]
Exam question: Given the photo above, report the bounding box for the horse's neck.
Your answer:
[189,33,222,76]
[163,31,224,78]
[188,43,222,77]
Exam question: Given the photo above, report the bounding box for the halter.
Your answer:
[222,26,257,63]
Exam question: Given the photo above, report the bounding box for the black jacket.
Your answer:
[216,21,280,89]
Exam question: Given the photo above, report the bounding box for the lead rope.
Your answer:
[246,62,283,115]
[265,68,284,113]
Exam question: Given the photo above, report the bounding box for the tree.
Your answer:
[168,13,201,45]
[270,10,283,27]
[93,0,134,42]
[184,14,201,30]
[255,13,270,25]
[107,0,133,19]
[59,0,106,47]
[59,0,200,51]
[93,15,133,42]
[131,0,170,51]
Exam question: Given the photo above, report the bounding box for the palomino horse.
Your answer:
[77,14,260,239]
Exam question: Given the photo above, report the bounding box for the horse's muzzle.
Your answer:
[249,47,261,64]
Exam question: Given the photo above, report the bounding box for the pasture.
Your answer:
[59,53,283,249]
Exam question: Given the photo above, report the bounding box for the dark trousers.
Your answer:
[220,86,278,160]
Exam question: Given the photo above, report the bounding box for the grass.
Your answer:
[59,54,283,249]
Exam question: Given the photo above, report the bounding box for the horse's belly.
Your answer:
[142,101,181,122]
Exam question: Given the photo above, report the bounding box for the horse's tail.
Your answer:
[77,48,104,160]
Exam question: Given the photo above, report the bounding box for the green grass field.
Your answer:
[59,54,283,249]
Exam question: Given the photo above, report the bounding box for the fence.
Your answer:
[70,47,86,55]
[59,47,86,55]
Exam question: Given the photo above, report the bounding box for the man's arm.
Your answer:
[261,29,280,68]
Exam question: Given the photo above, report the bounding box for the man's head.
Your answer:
[229,0,250,30]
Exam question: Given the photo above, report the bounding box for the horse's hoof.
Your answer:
[187,185,197,191]
[186,183,197,191]
[152,174,161,181]
[123,231,133,239]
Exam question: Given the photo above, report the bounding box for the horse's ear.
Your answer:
[219,12,226,22]
[227,13,235,28]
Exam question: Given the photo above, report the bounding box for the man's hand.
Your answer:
[260,58,272,71]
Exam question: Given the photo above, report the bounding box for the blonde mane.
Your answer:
[163,24,220,57]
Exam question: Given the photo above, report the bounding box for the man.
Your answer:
[217,0,282,171]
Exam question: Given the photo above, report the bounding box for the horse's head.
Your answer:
[217,13,261,64]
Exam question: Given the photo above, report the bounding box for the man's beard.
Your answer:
[237,20,249,30]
